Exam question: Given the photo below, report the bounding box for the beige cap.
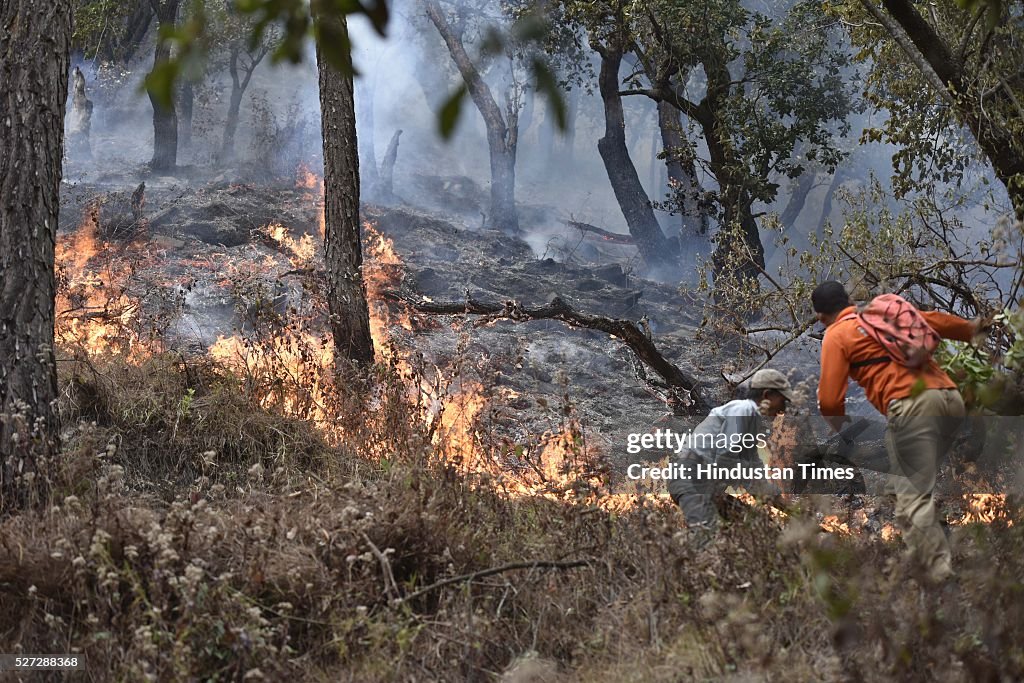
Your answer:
[750,368,795,402]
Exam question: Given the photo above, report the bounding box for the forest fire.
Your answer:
[265,221,316,266]
[55,207,144,356]
[51,196,1019,533]
[954,493,1012,526]
[362,221,602,500]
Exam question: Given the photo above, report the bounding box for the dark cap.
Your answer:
[811,281,851,314]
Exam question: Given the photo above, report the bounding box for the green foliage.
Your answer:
[438,84,468,138]
[73,0,133,57]
[939,308,1024,412]
[832,0,1024,203]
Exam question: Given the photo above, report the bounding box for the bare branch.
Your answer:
[384,291,708,412]
[394,559,590,606]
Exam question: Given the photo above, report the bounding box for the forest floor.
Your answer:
[0,170,1020,681]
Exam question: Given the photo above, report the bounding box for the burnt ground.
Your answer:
[59,172,952,510]
[57,173,727,455]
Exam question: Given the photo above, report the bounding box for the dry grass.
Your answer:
[1,353,1023,682]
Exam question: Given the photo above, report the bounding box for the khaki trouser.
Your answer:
[885,388,965,582]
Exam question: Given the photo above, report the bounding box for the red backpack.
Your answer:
[841,294,941,369]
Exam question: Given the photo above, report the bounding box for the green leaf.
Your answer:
[438,85,468,140]
[144,61,181,110]
[532,58,567,131]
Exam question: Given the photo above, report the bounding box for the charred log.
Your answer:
[563,219,636,246]
[385,291,707,413]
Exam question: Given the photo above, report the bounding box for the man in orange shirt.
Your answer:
[812,281,985,583]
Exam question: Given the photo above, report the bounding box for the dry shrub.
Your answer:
[2,354,1024,681]
[56,353,343,493]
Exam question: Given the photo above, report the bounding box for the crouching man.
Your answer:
[666,369,793,541]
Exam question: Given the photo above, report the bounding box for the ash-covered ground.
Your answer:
[59,170,920,501]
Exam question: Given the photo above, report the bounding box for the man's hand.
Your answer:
[970,313,996,345]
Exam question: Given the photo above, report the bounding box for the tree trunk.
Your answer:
[378,129,402,203]
[314,12,374,364]
[147,0,180,171]
[779,170,815,230]
[119,2,154,64]
[356,78,379,200]
[657,100,704,239]
[0,0,72,511]
[219,44,265,164]
[426,0,520,234]
[700,85,764,285]
[562,86,578,163]
[816,167,846,238]
[179,79,194,157]
[220,47,245,162]
[594,44,676,272]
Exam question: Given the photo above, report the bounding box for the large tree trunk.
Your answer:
[147,0,180,171]
[426,0,520,235]
[314,13,374,364]
[657,100,704,240]
[0,0,72,511]
[594,44,677,272]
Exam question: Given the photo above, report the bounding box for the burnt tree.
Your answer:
[426,0,520,235]
[0,0,73,510]
[147,0,181,171]
[593,36,678,272]
[313,10,375,364]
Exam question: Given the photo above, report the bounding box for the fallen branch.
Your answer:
[394,559,590,606]
[384,291,707,412]
[562,219,636,245]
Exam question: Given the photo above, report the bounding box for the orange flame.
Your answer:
[953,493,1012,526]
[55,207,144,356]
